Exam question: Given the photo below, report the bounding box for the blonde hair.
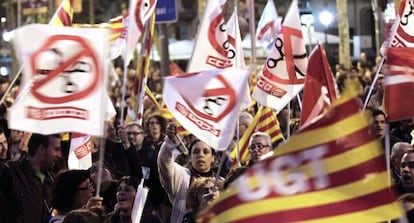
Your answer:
[186,177,223,211]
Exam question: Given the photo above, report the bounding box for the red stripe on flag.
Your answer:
[222,187,395,223]
[210,156,388,216]
[302,98,361,131]
[57,9,72,26]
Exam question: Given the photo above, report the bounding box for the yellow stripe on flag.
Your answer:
[273,113,370,156]
[214,172,392,222]
[299,202,402,223]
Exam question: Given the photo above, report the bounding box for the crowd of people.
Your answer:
[0,51,414,223]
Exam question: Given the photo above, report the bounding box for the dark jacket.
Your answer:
[0,159,54,223]
[125,137,169,209]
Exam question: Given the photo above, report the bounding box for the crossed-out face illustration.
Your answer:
[30,35,100,104]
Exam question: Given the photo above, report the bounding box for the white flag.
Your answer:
[10,24,113,136]
[255,0,282,50]
[252,0,308,112]
[187,0,231,72]
[68,133,93,170]
[227,7,251,109]
[163,69,250,150]
[111,0,157,62]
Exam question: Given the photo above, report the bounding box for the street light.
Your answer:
[318,10,334,46]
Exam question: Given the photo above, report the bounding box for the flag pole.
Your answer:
[248,0,257,71]
[119,0,138,126]
[0,65,24,105]
[363,14,400,110]
[136,13,156,125]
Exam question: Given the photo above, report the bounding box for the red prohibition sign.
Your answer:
[30,35,101,104]
[184,74,236,122]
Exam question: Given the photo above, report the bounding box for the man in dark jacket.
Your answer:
[0,133,62,223]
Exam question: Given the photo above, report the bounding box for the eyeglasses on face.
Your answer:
[127,131,144,136]
[148,121,160,125]
[77,181,94,191]
[200,185,218,195]
[249,143,270,151]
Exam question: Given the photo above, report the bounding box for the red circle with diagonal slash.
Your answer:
[184,74,236,122]
[30,35,100,104]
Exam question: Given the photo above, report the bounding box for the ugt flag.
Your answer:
[200,82,403,222]
[10,24,114,137]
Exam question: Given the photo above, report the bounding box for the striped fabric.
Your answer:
[230,106,284,167]
[125,13,156,126]
[73,15,124,46]
[49,0,74,26]
[200,83,403,222]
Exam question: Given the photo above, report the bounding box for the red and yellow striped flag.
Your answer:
[230,106,284,167]
[124,12,156,126]
[200,83,403,222]
[49,0,74,26]
[73,15,124,46]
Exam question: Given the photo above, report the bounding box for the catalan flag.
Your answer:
[201,82,403,222]
[49,0,74,26]
[73,15,124,48]
[230,106,284,168]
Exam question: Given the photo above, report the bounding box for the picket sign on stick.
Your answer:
[0,0,75,106]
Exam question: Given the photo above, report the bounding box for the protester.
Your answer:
[7,129,27,161]
[0,127,8,161]
[61,208,107,223]
[392,142,413,182]
[0,133,62,223]
[49,169,103,223]
[370,109,401,148]
[235,111,253,140]
[365,73,384,110]
[247,132,273,165]
[89,162,119,214]
[182,177,223,223]
[108,176,138,223]
[158,123,217,223]
[95,121,143,180]
[108,176,161,223]
[143,114,172,223]
[400,151,414,194]
[391,119,414,144]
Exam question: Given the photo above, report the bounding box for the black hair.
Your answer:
[118,176,140,191]
[27,133,60,156]
[62,208,106,223]
[188,139,215,155]
[371,109,386,118]
[51,170,91,213]
[146,113,167,134]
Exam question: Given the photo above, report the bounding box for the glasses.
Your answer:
[200,186,218,195]
[249,143,270,151]
[149,121,159,125]
[127,131,144,136]
[77,181,94,191]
